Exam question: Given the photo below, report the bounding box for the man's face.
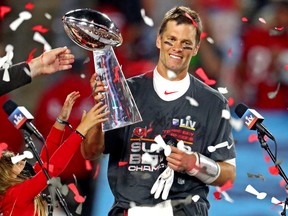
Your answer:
[156,20,199,79]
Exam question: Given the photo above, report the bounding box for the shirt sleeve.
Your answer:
[34,126,65,172]
[0,62,32,96]
[8,132,83,205]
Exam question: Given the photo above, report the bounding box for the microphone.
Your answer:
[234,103,275,141]
[2,99,45,143]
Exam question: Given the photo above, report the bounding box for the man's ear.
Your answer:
[193,45,200,56]
[156,35,161,49]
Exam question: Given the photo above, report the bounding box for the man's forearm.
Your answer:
[81,125,105,160]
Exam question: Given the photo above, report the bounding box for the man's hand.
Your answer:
[29,46,75,78]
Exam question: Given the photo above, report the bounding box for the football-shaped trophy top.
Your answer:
[62,8,123,50]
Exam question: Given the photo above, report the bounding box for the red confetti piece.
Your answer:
[184,12,198,28]
[200,32,207,40]
[275,27,284,31]
[118,161,128,166]
[220,180,233,191]
[279,179,286,187]
[26,48,37,63]
[0,6,11,19]
[93,163,100,179]
[213,191,222,200]
[263,153,271,163]
[195,67,216,86]
[268,166,279,176]
[227,48,232,58]
[68,183,85,203]
[284,65,288,70]
[248,134,258,143]
[227,97,234,106]
[25,3,35,10]
[241,17,248,22]
[0,143,8,157]
[32,25,49,33]
[258,17,266,24]
[85,160,92,171]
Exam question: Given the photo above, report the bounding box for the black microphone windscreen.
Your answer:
[235,103,249,118]
[2,99,18,115]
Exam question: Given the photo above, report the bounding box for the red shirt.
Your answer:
[0,127,82,216]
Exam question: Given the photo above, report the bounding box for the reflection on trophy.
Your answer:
[62,8,142,131]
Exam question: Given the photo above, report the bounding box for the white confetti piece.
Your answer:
[245,184,267,200]
[44,13,52,20]
[140,9,154,27]
[33,32,51,51]
[207,141,229,153]
[167,70,176,79]
[9,11,32,31]
[222,109,231,119]
[185,96,199,107]
[229,117,243,131]
[206,37,214,44]
[217,87,228,94]
[258,17,266,24]
[11,151,33,164]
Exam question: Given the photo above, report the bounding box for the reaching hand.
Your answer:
[58,91,80,121]
[29,47,75,78]
[75,102,110,136]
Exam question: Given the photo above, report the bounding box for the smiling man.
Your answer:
[83,6,236,216]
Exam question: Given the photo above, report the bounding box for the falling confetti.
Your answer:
[227,48,232,58]
[275,27,284,31]
[9,11,32,31]
[185,96,199,107]
[218,87,228,94]
[44,13,52,20]
[227,97,234,106]
[222,109,231,120]
[248,134,258,143]
[206,37,214,44]
[85,160,92,171]
[26,48,37,63]
[11,151,33,164]
[268,166,279,176]
[195,67,216,86]
[229,117,243,131]
[245,184,267,199]
[0,6,11,19]
[25,2,35,10]
[32,25,49,33]
[200,32,207,40]
[184,12,198,28]
[167,70,176,79]
[33,32,51,51]
[0,143,8,157]
[140,9,154,27]
[68,183,85,203]
[268,83,280,99]
[118,161,128,166]
[208,141,229,153]
[213,191,222,200]
[258,17,267,24]
[242,17,248,22]
[247,173,265,181]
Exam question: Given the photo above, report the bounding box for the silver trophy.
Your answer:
[62,8,142,131]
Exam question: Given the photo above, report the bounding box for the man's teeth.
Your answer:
[170,54,181,59]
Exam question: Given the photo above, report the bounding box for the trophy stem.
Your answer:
[93,47,142,131]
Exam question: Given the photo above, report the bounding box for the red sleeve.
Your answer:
[34,126,65,172]
[7,132,83,205]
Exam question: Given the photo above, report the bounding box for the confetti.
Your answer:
[213,191,221,200]
[227,97,234,106]
[83,57,90,64]
[185,96,199,107]
[167,70,176,79]
[68,183,85,203]
[258,17,267,24]
[0,6,11,19]
[0,143,8,157]
[26,48,37,63]
[93,163,100,179]
[44,13,52,20]
[271,197,284,208]
[248,134,258,143]
[245,184,267,199]
[285,65,288,70]
[206,37,214,44]
[195,67,216,86]
[247,173,265,181]
[217,87,228,94]
[268,83,280,99]
[85,160,92,171]
[33,32,51,51]
[207,141,229,153]
[268,166,279,176]
[242,17,248,22]
[229,117,243,131]
[32,25,49,33]
[184,12,198,28]
[200,32,207,40]
[227,48,232,58]
[11,151,33,164]
[275,27,284,31]
[118,161,128,166]
[222,109,231,120]
[9,11,32,31]
[140,9,154,27]
[25,2,35,10]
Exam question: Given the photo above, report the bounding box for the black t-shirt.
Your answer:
[105,71,235,215]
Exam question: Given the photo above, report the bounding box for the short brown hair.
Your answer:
[158,6,203,46]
